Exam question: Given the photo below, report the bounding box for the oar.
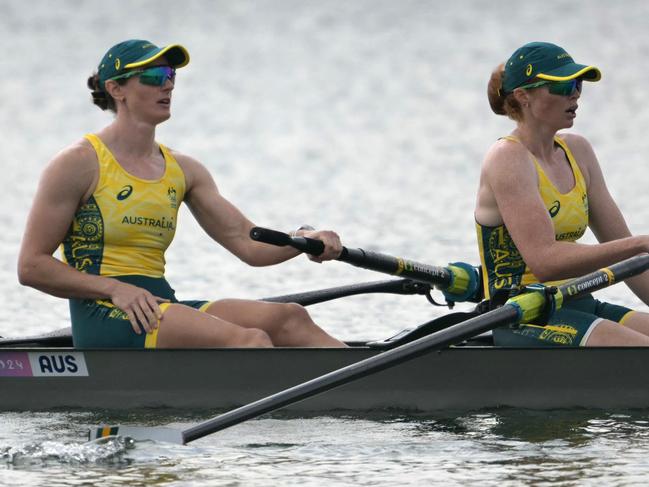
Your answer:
[250,227,481,304]
[89,254,649,445]
[262,278,430,305]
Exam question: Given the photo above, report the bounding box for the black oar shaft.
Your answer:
[180,254,649,444]
[262,279,427,305]
[340,247,452,287]
[181,304,518,444]
[558,254,642,296]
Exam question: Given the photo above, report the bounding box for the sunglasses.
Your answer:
[519,78,582,96]
[109,66,176,87]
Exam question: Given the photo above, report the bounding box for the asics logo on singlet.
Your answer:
[117,185,133,201]
[549,200,561,218]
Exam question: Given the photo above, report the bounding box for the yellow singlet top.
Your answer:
[60,134,186,277]
[476,135,589,299]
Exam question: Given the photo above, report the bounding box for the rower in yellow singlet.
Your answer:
[477,135,589,298]
[18,39,347,349]
[476,41,649,347]
[477,135,633,346]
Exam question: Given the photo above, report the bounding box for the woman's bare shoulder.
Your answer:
[165,147,217,191]
[165,147,202,170]
[40,138,99,195]
[483,137,533,174]
[557,132,599,179]
[49,137,98,170]
[557,132,596,156]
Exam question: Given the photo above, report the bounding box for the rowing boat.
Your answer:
[2,327,649,412]
[6,233,649,420]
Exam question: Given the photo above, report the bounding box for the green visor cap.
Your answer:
[502,42,601,94]
[98,39,190,90]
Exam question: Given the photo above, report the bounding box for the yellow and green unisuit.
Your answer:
[61,134,210,348]
[476,135,634,347]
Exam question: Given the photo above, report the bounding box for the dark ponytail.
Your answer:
[87,73,120,113]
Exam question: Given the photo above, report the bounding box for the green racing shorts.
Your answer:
[69,275,211,349]
[493,294,635,347]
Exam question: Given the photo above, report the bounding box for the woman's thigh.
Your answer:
[585,318,649,346]
[494,307,601,347]
[493,306,649,347]
[203,299,307,332]
[154,303,273,348]
[202,299,346,347]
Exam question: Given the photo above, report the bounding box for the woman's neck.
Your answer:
[98,117,157,159]
[512,123,558,162]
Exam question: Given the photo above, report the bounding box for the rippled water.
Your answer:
[3,410,649,486]
[3,0,649,485]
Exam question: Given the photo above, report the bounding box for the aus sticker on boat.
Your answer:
[0,352,89,377]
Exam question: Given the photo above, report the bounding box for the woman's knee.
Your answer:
[620,311,649,336]
[282,303,311,323]
[274,303,314,336]
[239,328,273,347]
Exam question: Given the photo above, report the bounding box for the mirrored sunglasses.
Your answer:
[519,78,582,96]
[109,66,176,87]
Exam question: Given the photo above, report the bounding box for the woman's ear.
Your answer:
[512,87,530,108]
[104,80,125,103]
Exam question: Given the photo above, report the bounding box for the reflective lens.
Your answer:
[519,78,582,96]
[109,66,176,87]
[138,66,176,86]
[547,79,582,96]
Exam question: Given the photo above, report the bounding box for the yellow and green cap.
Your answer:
[98,39,190,90]
[502,42,601,94]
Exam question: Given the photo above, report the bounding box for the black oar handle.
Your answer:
[250,227,325,256]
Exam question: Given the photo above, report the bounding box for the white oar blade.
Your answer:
[89,425,185,444]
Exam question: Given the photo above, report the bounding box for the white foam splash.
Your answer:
[1,435,134,467]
